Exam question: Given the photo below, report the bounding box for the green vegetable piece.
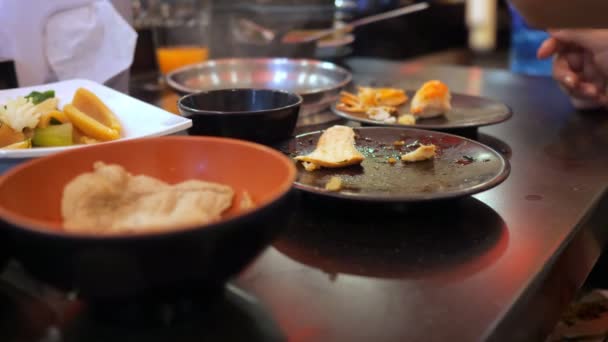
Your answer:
[33,123,73,147]
[49,117,62,125]
[25,90,55,105]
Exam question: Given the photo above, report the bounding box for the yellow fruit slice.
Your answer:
[0,122,25,147]
[38,110,69,128]
[79,136,99,145]
[2,139,31,149]
[64,104,120,141]
[71,87,121,133]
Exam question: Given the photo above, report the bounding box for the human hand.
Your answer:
[538,30,608,108]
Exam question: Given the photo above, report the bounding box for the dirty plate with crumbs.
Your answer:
[279,127,510,202]
[331,90,512,131]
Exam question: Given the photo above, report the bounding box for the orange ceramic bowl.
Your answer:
[0,136,296,300]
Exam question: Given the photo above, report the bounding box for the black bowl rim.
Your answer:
[0,136,297,241]
[166,57,353,95]
[178,88,303,116]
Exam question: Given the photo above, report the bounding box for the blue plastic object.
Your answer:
[509,5,553,76]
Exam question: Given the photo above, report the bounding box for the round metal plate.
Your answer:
[280,127,510,202]
[331,91,512,130]
[166,58,352,115]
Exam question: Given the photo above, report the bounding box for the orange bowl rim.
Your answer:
[0,135,297,240]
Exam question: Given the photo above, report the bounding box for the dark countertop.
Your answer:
[233,59,608,341]
[1,58,607,341]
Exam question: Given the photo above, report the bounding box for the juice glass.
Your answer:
[153,2,210,75]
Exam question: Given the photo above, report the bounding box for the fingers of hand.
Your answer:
[554,55,579,89]
[554,55,605,105]
[581,50,607,96]
[540,38,586,74]
[580,82,599,97]
[559,81,607,109]
[564,49,584,73]
[550,29,596,51]
[565,81,608,106]
[537,37,560,59]
[592,51,608,76]
[548,31,608,107]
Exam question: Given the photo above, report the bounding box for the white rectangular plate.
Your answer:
[0,79,192,158]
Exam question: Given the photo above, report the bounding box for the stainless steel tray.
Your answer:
[166,58,352,116]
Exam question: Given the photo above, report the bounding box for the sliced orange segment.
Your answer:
[0,122,25,147]
[71,87,121,134]
[64,104,120,141]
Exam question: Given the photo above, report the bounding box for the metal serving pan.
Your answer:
[166,58,352,115]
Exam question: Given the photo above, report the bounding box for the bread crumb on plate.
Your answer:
[325,176,343,191]
[295,125,364,171]
[398,114,416,125]
[401,144,437,162]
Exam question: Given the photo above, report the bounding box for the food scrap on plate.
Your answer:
[401,144,437,162]
[0,87,122,149]
[294,125,364,171]
[61,162,241,235]
[411,80,452,118]
[337,87,408,124]
[335,80,452,124]
[325,176,343,191]
[295,125,436,175]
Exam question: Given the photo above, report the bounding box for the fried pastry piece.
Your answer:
[336,87,408,114]
[340,91,360,105]
[337,91,367,113]
[410,80,452,118]
[294,125,365,171]
[358,87,408,107]
[401,144,437,162]
[61,162,234,235]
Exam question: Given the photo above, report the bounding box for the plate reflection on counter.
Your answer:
[273,196,508,282]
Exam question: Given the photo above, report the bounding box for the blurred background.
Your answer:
[128,0,552,80]
[0,0,551,91]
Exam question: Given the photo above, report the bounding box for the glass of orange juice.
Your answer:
[152,1,210,75]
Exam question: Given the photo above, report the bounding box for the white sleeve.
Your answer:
[0,0,99,86]
[45,0,137,84]
[0,0,15,61]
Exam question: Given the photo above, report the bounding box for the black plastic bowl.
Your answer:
[178,88,302,145]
